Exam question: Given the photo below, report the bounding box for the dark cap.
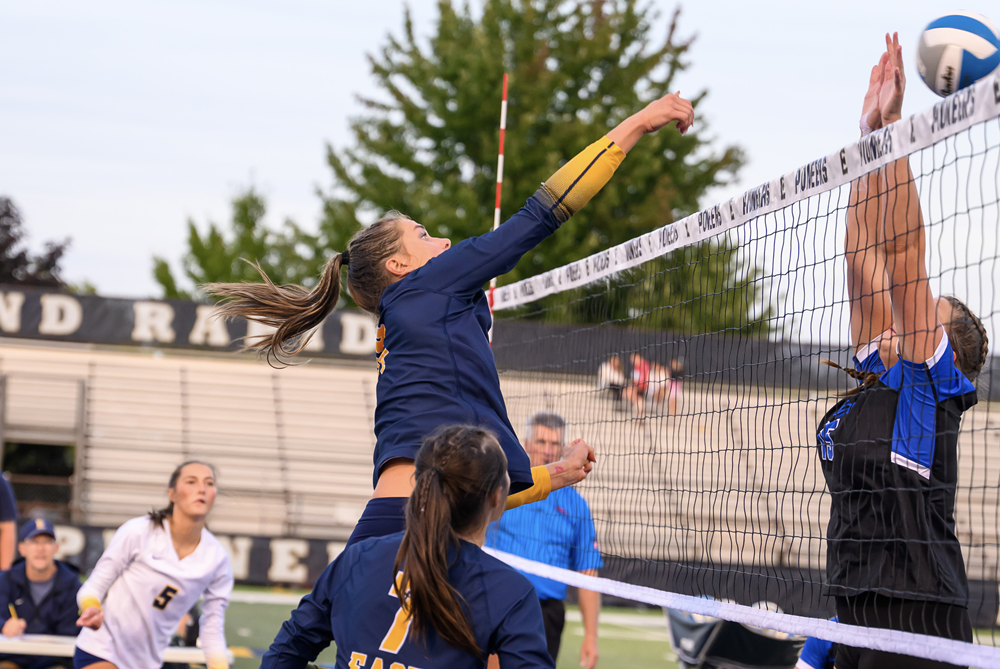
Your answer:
[20,518,55,542]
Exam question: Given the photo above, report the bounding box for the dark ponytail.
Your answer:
[149,460,217,528]
[822,359,880,396]
[392,426,508,658]
[204,212,409,365]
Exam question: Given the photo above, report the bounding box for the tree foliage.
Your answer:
[153,188,325,300]
[319,0,743,285]
[0,197,70,288]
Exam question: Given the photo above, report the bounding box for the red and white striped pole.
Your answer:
[488,73,508,342]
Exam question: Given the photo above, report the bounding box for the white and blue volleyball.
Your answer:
[916,12,1000,97]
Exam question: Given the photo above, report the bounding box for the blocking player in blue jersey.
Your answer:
[260,425,554,669]
[816,34,988,669]
[795,620,837,669]
[207,91,695,545]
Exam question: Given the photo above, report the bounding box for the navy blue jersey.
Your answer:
[817,334,977,604]
[373,194,561,492]
[261,532,553,669]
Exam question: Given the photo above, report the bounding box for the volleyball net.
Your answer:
[489,72,1000,666]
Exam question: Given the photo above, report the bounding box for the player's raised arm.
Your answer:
[412,91,694,297]
[877,32,942,362]
[846,52,893,355]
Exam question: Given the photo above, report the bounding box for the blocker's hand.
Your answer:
[639,91,694,135]
[861,51,887,134]
[77,606,104,630]
[878,32,906,126]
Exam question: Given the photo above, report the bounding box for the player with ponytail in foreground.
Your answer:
[817,33,988,669]
[73,461,233,669]
[206,91,695,545]
[261,425,554,668]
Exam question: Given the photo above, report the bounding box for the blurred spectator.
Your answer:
[0,476,16,571]
[668,357,685,415]
[623,353,651,418]
[648,361,671,406]
[486,412,603,668]
[596,355,626,404]
[0,519,81,669]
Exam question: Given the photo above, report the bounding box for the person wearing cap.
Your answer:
[0,519,81,669]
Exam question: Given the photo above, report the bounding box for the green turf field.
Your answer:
[223,589,679,668]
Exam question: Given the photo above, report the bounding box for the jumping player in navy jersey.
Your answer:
[207,91,695,544]
[817,34,989,669]
[261,425,554,669]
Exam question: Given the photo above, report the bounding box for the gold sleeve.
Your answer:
[505,466,552,511]
[79,595,102,612]
[534,136,627,223]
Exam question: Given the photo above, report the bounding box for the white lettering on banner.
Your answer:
[53,525,85,560]
[932,88,975,133]
[268,539,309,583]
[339,313,376,355]
[489,74,1000,312]
[38,294,83,335]
[0,292,24,333]
[794,157,829,194]
[327,542,346,564]
[189,305,231,347]
[742,183,771,216]
[217,536,254,581]
[132,302,176,343]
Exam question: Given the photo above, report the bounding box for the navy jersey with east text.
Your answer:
[373,194,562,491]
[260,532,553,669]
[816,335,977,605]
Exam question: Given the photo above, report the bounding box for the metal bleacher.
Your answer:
[0,341,377,540]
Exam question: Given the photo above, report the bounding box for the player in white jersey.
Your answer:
[73,461,234,669]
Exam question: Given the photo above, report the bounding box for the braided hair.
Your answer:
[391,425,508,658]
[825,295,989,395]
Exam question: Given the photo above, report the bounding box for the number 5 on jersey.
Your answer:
[153,585,179,610]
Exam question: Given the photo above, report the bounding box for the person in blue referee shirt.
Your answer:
[795,620,836,669]
[485,412,602,669]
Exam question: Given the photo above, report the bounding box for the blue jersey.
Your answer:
[485,487,603,601]
[261,532,552,669]
[817,334,977,604]
[795,618,837,669]
[852,338,886,377]
[373,194,562,491]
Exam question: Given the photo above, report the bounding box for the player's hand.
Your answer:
[878,32,905,126]
[1,616,26,637]
[861,51,887,134]
[563,438,596,483]
[77,606,103,630]
[580,634,599,669]
[638,92,694,135]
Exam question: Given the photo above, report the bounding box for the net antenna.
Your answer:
[487,72,508,343]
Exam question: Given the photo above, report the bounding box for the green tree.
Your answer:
[0,197,71,288]
[319,0,745,288]
[153,188,325,300]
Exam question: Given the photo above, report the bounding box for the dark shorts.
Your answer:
[539,598,566,662]
[72,648,111,669]
[835,593,972,669]
[346,497,408,548]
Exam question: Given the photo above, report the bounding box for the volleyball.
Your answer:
[916,12,1000,97]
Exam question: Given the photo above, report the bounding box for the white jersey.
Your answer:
[76,516,234,669]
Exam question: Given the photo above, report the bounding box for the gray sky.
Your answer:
[0,1,974,298]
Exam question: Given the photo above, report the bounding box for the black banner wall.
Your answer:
[0,285,377,359]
